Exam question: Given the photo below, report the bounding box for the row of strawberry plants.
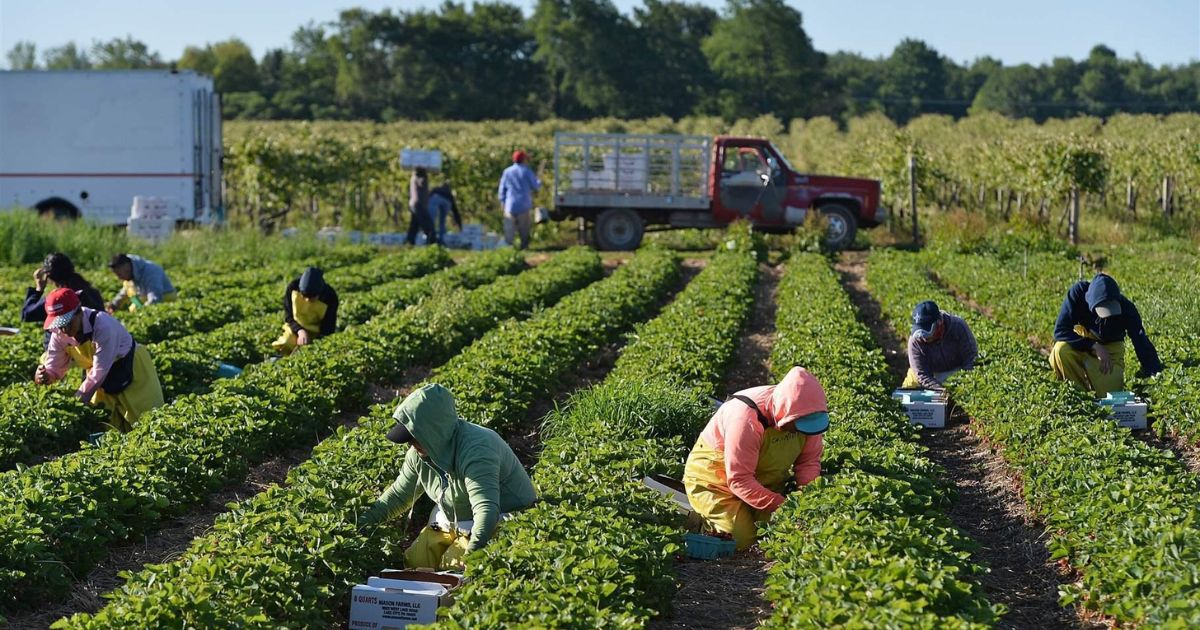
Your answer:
[431,237,761,628]
[762,252,999,628]
[869,249,1200,625]
[0,250,526,471]
[0,248,603,613]
[0,247,451,390]
[927,247,1200,468]
[55,246,682,628]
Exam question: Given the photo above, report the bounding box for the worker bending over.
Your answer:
[902,300,978,390]
[683,367,829,551]
[34,288,164,432]
[272,267,338,355]
[361,384,537,570]
[106,253,176,312]
[1051,272,1162,396]
[22,253,106,348]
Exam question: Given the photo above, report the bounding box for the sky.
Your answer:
[2,0,1198,68]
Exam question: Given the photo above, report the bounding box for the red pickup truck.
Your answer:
[551,132,886,250]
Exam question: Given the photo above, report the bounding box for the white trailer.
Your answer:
[0,70,222,225]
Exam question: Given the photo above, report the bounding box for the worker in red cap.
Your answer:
[683,367,830,550]
[34,287,164,431]
[497,150,541,250]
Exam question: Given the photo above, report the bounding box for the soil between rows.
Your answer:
[651,262,780,630]
[837,251,1095,630]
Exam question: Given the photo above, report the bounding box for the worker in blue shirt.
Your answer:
[497,150,541,250]
[1050,272,1163,396]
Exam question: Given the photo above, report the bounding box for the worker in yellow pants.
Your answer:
[1051,273,1162,396]
[34,288,164,432]
[683,367,829,551]
[106,254,177,312]
[272,267,339,355]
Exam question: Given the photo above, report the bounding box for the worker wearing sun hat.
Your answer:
[360,384,537,570]
[901,300,978,390]
[683,367,830,551]
[34,287,164,432]
[271,267,339,356]
[497,149,541,250]
[1051,272,1162,396]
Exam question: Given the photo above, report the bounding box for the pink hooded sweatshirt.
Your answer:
[698,367,827,512]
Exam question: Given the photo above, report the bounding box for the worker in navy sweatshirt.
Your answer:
[1051,273,1162,396]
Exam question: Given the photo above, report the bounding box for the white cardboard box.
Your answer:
[349,570,462,630]
[1098,392,1148,430]
[400,148,443,171]
[891,390,948,429]
[641,474,693,514]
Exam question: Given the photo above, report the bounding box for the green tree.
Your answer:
[969,64,1044,118]
[826,51,884,117]
[1076,45,1125,116]
[179,39,260,93]
[632,0,718,118]
[6,41,38,70]
[879,38,949,123]
[533,0,645,118]
[42,43,92,69]
[90,36,164,69]
[701,0,826,121]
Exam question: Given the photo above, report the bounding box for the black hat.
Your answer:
[298,267,326,297]
[386,422,415,445]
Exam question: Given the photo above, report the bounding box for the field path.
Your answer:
[838,250,1094,630]
[650,262,780,630]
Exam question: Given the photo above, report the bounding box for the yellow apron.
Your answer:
[1050,325,1126,397]
[118,280,178,312]
[404,526,471,570]
[683,428,808,550]
[66,341,164,432]
[271,291,329,355]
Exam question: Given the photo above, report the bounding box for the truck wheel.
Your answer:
[34,197,81,221]
[820,203,857,250]
[594,209,644,251]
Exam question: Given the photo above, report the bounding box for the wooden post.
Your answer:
[908,149,919,243]
[1126,176,1136,217]
[1162,175,1174,218]
[1068,186,1080,245]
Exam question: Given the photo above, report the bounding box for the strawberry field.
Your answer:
[0,220,1196,629]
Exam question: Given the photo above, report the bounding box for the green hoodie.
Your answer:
[362,384,536,552]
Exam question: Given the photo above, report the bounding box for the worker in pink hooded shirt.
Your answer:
[683,366,829,550]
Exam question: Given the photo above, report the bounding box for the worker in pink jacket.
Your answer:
[683,367,829,550]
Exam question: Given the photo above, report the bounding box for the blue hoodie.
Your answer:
[1053,274,1163,375]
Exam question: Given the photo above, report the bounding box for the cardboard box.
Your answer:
[641,474,693,513]
[1098,391,1148,430]
[891,389,948,429]
[400,148,443,171]
[349,570,462,630]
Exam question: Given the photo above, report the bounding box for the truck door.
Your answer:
[713,144,786,225]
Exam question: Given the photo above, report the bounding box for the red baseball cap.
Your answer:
[44,287,81,330]
[512,150,528,163]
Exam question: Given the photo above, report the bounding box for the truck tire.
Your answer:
[34,197,81,221]
[594,208,644,251]
[820,203,858,250]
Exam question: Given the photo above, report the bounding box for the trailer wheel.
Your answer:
[819,203,857,250]
[34,197,81,221]
[594,208,644,251]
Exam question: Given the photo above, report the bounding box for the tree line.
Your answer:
[6,0,1199,124]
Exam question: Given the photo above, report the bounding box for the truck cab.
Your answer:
[552,132,886,250]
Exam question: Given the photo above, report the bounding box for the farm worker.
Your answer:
[361,383,537,570]
[22,253,106,348]
[106,253,176,312]
[428,183,463,245]
[34,287,164,432]
[683,367,829,551]
[406,167,436,246]
[497,150,541,250]
[901,300,978,390]
[1051,273,1162,396]
[271,267,338,356]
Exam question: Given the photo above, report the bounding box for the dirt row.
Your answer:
[836,251,1095,630]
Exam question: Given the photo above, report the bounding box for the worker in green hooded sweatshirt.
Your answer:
[361,383,537,570]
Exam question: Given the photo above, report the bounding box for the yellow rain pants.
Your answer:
[404,526,470,570]
[117,280,177,312]
[683,428,808,551]
[1050,326,1126,397]
[65,342,164,432]
[272,291,329,355]
[901,368,959,389]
